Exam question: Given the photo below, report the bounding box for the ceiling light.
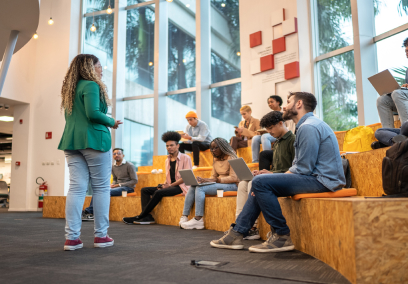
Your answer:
[0,116,14,122]
[221,3,226,7]
[236,51,241,56]
[182,59,186,63]
[186,4,190,7]
[104,66,107,69]
[5,137,12,140]
[90,24,96,32]
[33,33,39,39]
[166,0,173,2]
[107,6,113,14]
[48,17,54,25]
[149,62,153,66]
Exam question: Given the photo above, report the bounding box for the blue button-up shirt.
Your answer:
[184,119,213,144]
[289,112,346,191]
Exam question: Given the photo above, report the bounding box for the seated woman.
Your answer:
[179,138,239,229]
[230,106,260,151]
[372,120,408,149]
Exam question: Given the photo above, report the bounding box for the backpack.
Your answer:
[382,139,408,195]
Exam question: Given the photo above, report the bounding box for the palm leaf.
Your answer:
[391,66,407,85]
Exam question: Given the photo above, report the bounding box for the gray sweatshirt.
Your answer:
[112,160,138,188]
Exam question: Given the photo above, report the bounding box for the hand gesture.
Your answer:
[112,120,123,129]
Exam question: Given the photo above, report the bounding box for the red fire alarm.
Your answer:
[20,119,23,124]
[15,161,21,166]
[45,132,52,139]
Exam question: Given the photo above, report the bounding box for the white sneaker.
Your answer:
[192,166,198,170]
[180,217,204,230]
[179,216,188,227]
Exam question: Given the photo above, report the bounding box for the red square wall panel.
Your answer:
[272,37,286,54]
[250,31,262,48]
[260,55,274,72]
[284,61,300,80]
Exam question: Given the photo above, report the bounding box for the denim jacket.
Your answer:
[289,112,346,191]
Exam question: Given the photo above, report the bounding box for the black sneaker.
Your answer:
[243,227,261,240]
[371,141,387,150]
[82,211,94,221]
[133,214,156,225]
[122,216,140,225]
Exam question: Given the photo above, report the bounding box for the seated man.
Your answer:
[230,105,260,151]
[372,120,408,149]
[236,111,295,240]
[252,95,295,163]
[211,91,345,253]
[179,111,213,169]
[376,37,408,128]
[82,148,137,220]
[122,131,192,225]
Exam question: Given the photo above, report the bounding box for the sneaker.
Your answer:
[210,226,244,249]
[94,235,114,248]
[180,217,204,229]
[371,141,387,150]
[192,165,198,170]
[243,228,261,240]
[122,216,140,225]
[133,214,156,225]
[64,238,83,251]
[248,230,294,253]
[179,216,188,227]
[82,211,94,221]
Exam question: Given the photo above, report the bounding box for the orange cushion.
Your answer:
[246,163,259,168]
[172,191,238,197]
[127,192,137,197]
[193,167,213,172]
[291,188,357,201]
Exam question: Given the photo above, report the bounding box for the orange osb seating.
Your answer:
[246,163,259,168]
[193,167,213,172]
[291,188,357,201]
[173,191,238,197]
[136,172,151,175]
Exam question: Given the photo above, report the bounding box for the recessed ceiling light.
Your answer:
[0,116,14,122]
[186,4,190,7]
[221,3,226,7]
[5,137,12,140]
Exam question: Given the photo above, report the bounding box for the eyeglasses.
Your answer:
[210,146,219,152]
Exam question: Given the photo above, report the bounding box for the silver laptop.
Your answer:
[179,169,216,186]
[368,69,406,96]
[228,158,254,181]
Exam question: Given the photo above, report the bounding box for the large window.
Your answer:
[166,92,196,131]
[374,0,408,35]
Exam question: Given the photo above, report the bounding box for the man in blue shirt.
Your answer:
[210,92,345,253]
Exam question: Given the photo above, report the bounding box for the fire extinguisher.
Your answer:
[36,177,48,209]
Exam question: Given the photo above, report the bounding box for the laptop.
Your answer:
[228,158,254,181]
[179,169,216,186]
[368,69,407,96]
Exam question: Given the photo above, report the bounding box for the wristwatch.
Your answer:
[119,183,122,187]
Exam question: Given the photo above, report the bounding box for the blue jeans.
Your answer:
[375,128,401,146]
[234,173,328,235]
[182,183,238,216]
[84,186,134,214]
[251,134,276,162]
[65,149,112,240]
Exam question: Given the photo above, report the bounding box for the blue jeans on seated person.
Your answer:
[234,173,328,236]
[182,183,238,217]
[251,133,276,162]
[375,128,401,146]
[84,186,134,215]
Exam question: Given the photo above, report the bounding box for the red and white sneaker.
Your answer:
[64,238,83,251]
[94,235,114,248]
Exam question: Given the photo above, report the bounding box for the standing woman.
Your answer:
[59,54,122,251]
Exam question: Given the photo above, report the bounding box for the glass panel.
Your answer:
[211,0,241,83]
[127,0,151,6]
[166,92,196,131]
[318,51,358,131]
[316,0,353,55]
[168,2,196,91]
[84,0,114,13]
[211,83,241,140]
[84,14,114,98]
[376,31,408,85]
[123,99,154,169]
[125,5,155,97]
[374,0,408,35]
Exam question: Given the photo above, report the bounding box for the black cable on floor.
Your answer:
[193,265,336,284]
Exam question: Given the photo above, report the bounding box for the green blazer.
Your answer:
[58,80,115,152]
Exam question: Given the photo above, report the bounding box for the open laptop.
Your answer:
[368,69,407,96]
[228,158,254,181]
[179,169,216,186]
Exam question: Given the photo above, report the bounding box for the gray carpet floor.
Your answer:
[0,211,350,284]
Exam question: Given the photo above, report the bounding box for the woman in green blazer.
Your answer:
[59,54,122,251]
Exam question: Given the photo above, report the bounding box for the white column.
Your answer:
[111,0,127,148]
[0,30,19,96]
[153,0,169,156]
[195,0,211,124]
[351,0,379,125]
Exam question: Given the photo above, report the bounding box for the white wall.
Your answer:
[5,0,81,211]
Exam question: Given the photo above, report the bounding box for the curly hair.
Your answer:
[211,137,237,159]
[161,131,181,143]
[403,37,408,47]
[268,95,283,106]
[61,54,110,115]
[260,111,284,128]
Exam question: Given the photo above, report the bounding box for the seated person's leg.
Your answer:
[391,89,408,124]
[122,186,157,224]
[251,135,261,163]
[134,186,183,225]
[191,142,203,167]
[181,186,196,218]
[230,136,240,151]
[259,150,273,171]
[178,142,192,154]
[236,181,260,240]
[83,198,94,216]
[375,128,401,146]
[377,94,398,128]
[110,187,125,196]
[261,133,276,151]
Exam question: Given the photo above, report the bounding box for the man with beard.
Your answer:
[210,92,345,253]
